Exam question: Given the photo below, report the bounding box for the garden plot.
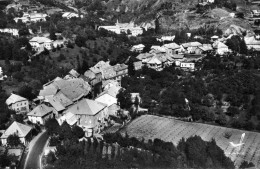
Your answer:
[121,115,260,168]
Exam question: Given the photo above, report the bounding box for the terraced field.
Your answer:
[120,115,260,168]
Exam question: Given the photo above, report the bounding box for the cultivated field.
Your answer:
[120,115,260,168]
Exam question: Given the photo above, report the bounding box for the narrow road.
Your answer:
[24,131,49,169]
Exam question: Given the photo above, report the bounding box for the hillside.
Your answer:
[100,0,259,35]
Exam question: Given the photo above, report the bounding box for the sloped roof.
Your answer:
[1,122,32,139]
[6,94,27,106]
[136,53,153,60]
[65,99,107,116]
[244,36,260,45]
[52,78,91,101]
[181,42,202,48]
[84,70,95,80]
[171,54,184,59]
[113,64,128,72]
[69,69,80,78]
[57,112,78,126]
[150,46,166,52]
[28,104,53,117]
[39,84,58,97]
[45,95,65,112]
[29,37,52,44]
[98,85,121,98]
[147,56,162,64]
[102,80,119,89]
[213,41,228,49]
[132,44,145,49]
[163,43,180,49]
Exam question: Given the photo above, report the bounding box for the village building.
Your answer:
[195,44,213,54]
[29,37,53,52]
[6,93,29,113]
[156,36,175,42]
[180,62,195,71]
[62,12,83,19]
[211,35,219,41]
[113,63,128,81]
[38,78,91,114]
[0,28,19,36]
[130,44,145,52]
[95,86,121,116]
[64,69,80,80]
[98,21,143,37]
[134,60,142,70]
[244,36,260,51]
[14,12,48,23]
[27,104,55,125]
[57,112,78,126]
[163,43,181,55]
[63,99,108,137]
[1,121,32,145]
[150,45,166,53]
[102,80,120,91]
[180,42,202,54]
[213,41,230,55]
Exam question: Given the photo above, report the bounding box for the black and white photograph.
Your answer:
[0,0,260,169]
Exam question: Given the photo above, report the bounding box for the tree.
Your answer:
[128,57,135,76]
[7,133,21,147]
[80,60,89,74]
[117,89,132,109]
[17,85,36,100]
[72,125,85,138]
[45,118,60,135]
[227,106,239,117]
[0,152,11,168]
[75,35,87,47]
[49,31,57,41]
[46,151,56,164]
[12,71,24,82]
[18,28,30,36]
[216,113,227,125]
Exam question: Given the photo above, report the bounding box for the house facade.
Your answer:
[6,94,29,113]
[180,62,195,71]
[29,37,53,52]
[27,104,55,125]
[64,99,108,137]
[1,122,32,145]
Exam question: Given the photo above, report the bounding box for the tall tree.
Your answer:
[7,133,21,147]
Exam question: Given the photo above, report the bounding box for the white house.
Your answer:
[180,62,195,71]
[29,37,53,52]
[131,44,145,52]
[57,112,78,126]
[14,12,47,23]
[244,36,260,51]
[0,28,19,36]
[95,86,120,108]
[1,121,32,145]
[62,12,83,19]
[6,94,29,113]
[163,43,181,55]
[64,99,108,137]
[27,104,55,125]
[213,41,229,55]
[99,21,143,37]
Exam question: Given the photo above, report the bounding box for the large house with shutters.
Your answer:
[6,93,29,113]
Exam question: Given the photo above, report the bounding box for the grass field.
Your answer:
[120,115,260,168]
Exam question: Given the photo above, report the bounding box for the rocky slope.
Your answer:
[102,0,258,35]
